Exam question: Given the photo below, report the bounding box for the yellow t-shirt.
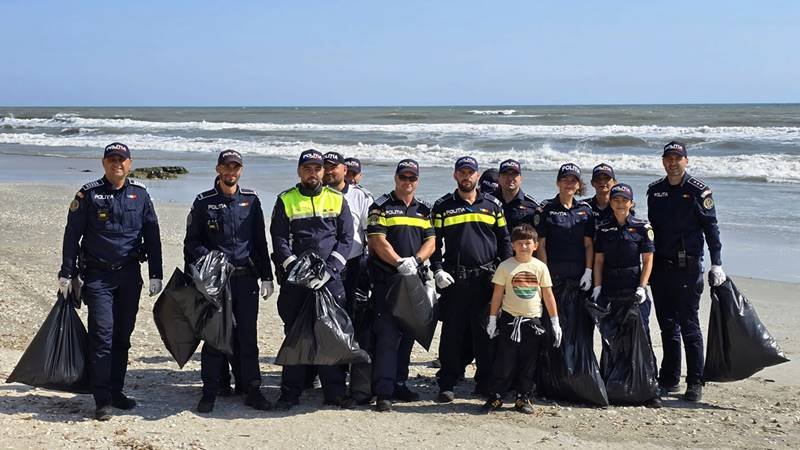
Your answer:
[491,256,553,318]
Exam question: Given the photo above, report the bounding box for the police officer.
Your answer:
[496,159,540,231]
[647,141,725,402]
[323,151,373,403]
[185,149,274,413]
[535,163,594,290]
[587,163,617,225]
[58,142,162,421]
[270,149,354,410]
[431,156,512,403]
[344,157,364,186]
[366,159,435,412]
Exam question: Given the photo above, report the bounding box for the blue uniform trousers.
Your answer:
[369,281,414,398]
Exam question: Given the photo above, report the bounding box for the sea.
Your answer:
[1,105,798,282]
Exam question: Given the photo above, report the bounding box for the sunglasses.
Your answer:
[397,174,418,182]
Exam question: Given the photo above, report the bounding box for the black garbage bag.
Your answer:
[153,268,200,368]
[598,294,658,404]
[386,272,437,350]
[286,251,327,288]
[275,287,371,366]
[537,280,609,406]
[189,250,233,309]
[6,292,91,394]
[184,252,234,356]
[703,278,789,382]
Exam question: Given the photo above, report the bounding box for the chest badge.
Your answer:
[97,209,110,221]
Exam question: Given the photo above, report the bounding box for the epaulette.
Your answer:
[129,179,148,189]
[433,193,451,207]
[483,192,503,207]
[354,183,372,198]
[417,198,432,209]
[277,186,297,198]
[686,176,709,192]
[523,193,539,205]
[81,179,104,191]
[576,199,592,209]
[240,187,258,196]
[629,216,649,226]
[196,188,219,201]
[374,193,391,207]
[648,177,665,189]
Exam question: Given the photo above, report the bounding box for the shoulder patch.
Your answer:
[433,193,451,207]
[686,177,708,191]
[374,193,391,207]
[523,194,540,206]
[648,177,666,189]
[81,179,104,191]
[353,184,372,197]
[129,179,148,189]
[197,188,219,201]
[240,187,258,196]
[483,193,502,208]
[417,198,432,209]
[700,189,713,198]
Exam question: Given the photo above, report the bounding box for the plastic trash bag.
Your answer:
[386,272,437,350]
[537,280,609,406]
[188,250,233,309]
[153,268,200,368]
[597,294,658,404]
[275,287,371,366]
[6,292,91,393]
[286,251,327,288]
[703,278,789,382]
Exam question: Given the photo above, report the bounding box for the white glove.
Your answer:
[551,316,562,348]
[709,265,726,287]
[579,268,593,291]
[308,270,332,290]
[148,278,163,297]
[434,270,454,289]
[397,257,418,275]
[591,286,602,303]
[635,286,647,304]
[58,277,72,298]
[260,280,275,299]
[486,315,498,339]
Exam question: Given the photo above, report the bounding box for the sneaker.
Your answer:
[481,396,503,413]
[658,384,680,397]
[513,396,535,414]
[196,395,215,413]
[244,388,272,411]
[94,405,112,421]
[110,392,137,410]
[393,384,420,402]
[218,385,234,397]
[375,398,392,412]
[324,395,355,409]
[684,384,703,402]
[436,390,455,403]
[274,395,299,411]
[645,396,663,409]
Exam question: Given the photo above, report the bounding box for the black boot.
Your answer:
[245,387,272,411]
[110,392,137,410]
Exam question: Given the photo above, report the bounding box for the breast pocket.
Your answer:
[237,207,254,234]
[124,202,143,230]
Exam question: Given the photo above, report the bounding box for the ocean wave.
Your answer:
[2,132,799,183]
[2,114,799,143]
[468,109,517,115]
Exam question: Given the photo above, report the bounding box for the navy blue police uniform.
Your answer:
[60,175,162,408]
[184,178,273,400]
[270,169,354,406]
[431,188,512,395]
[366,191,435,401]
[534,196,595,281]
[501,189,540,231]
[587,196,614,228]
[594,215,654,332]
[647,172,721,389]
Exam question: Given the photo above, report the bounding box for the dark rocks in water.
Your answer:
[80,169,93,172]
[130,166,189,180]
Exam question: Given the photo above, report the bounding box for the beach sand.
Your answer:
[0,183,797,449]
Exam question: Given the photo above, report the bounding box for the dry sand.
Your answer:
[0,183,797,449]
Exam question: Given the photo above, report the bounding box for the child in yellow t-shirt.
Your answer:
[481,223,561,414]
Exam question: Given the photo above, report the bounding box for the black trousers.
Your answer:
[200,274,261,397]
[488,312,544,397]
[83,263,142,407]
[437,273,495,392]
[277,280,347,402]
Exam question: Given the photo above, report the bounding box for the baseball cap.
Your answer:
[217,149,243,166]
[103,142,131,160]
[323,151,345,165]
[557,163,582,180]
[298,149,324,167]
[662,141,687,158]
[344,157,362,173]
[592,163,615,180]
[479,169,499,193]
[499,159,521,174]
[454,156,479,172]
[395,159,419,176]
[610,183,634,200]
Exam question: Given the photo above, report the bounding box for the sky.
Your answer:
[2,0,799,106]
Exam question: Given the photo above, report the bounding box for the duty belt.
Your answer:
[446,263,495,280]
[83,255,138,272]
[231,265,255,277]
[602,266,640,277]
[655,255,699,270]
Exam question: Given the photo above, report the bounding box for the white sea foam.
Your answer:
[2,114,799,143]
[468,109,517,115]
[2,132,798,183]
